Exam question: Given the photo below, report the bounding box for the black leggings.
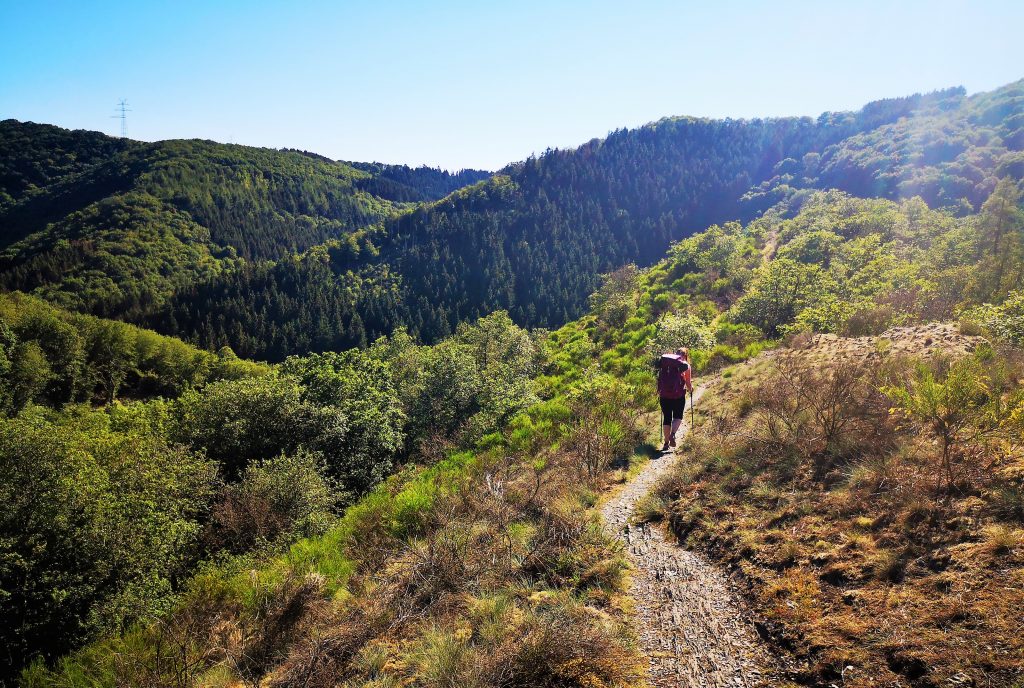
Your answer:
[660,396,687,425]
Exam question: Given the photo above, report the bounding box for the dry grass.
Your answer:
[256,420,645,687]
[657,327,1024,687]
[55,389,648,688]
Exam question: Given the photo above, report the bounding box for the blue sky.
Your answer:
[1,0,1021,170]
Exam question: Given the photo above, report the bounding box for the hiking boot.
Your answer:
[660,442,670,452]
[669,437,677,448]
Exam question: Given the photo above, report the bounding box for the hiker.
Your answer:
[656,347,693,451]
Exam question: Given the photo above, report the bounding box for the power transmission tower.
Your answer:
[111,99,131,138]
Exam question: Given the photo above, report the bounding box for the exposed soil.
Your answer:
[778,323,985,365]
[601,387,786,687]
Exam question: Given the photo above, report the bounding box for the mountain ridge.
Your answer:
[1,80,1021,359]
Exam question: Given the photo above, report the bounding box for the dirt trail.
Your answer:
[601,387,782,687]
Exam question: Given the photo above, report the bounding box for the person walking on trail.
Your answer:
[656,347,693,452]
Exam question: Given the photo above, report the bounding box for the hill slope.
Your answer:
[0,122,489,322]
[2,81,1022,359]
[20,184,1024,687]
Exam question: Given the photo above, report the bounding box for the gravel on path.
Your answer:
[600,387,784,688]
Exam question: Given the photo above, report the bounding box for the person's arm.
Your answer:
[684,366,694,393]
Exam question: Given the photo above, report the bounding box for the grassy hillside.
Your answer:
[552,188,1024,687]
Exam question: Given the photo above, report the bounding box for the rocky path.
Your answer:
[601,387,782,687]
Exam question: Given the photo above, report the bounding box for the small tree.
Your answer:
[963,290,1024,346]
[648,312,714,355]
[589,264,640,331]
[729,258,835,336]
[975,177,1024,299]
[884,358,992,492]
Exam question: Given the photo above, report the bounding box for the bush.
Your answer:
[715,322,764,348]
[647,311,714,355]
[207,452,338,554]
[589,265,640,332]
[752,359,891,472]
[282,350,404,492]
[172,375,312,479]
[883,356,995,492]
[842,304,896,337]
[0,405,217,681]
[962,290,1024,345]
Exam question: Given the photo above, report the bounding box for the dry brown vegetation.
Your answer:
[657,326,1024,687]
[257,438,645,688]
[80,385,650,688]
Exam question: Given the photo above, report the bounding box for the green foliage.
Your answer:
[0,292,268,410]
[970,178,1024,300]
[746,83,1023,210]
[590,265,641,331]
[0,404,217,676]
[648,311,714,354]
[281,350,404,492]
[0,192,227,318]
[6,81,1022,360]
[963,290,1024,345]
[169,374,384,492]
[884,357,996,490]
[4,82,1024,687]
[731,258,837,336]
[207,451,338,554]
[402,311,540,447]
[348,161,491,202]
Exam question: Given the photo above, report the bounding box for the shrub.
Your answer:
[842,304,896,336]
[715,321,764,348]
[0,406,217,681]
[589,265,640,332]
[751,360,889,471]
[962,290,1024,345]
[477,598,641,688]
[647,311,714,355]
[871,549,904,582]
[883,357,995,492]
[207,452,338,555]
[172,375,310,479]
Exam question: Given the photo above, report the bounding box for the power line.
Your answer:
[111,99,131,138]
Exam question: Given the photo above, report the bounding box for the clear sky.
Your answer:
[1,0,1021,171]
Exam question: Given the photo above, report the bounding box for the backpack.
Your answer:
[656,354,689,399]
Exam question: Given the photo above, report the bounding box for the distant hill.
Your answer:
[348,161,491,202]
[0,123,489,323]
[0,80,1021,359]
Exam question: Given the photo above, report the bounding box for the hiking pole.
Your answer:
[690,388,694,429]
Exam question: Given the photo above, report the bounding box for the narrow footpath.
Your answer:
[600,386,782,688]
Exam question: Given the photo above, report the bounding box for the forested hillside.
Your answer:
[381,82,1023,342]
[2,81,1021,359]
[2,299,555,685]
[0,122,487,323]
[348,161,491,202]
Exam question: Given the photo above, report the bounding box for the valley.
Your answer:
[1,78,1023,688]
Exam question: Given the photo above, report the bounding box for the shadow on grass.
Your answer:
[612,441,661,470]
[636,442,661,460]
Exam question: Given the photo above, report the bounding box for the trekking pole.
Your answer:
[690,388,695,428]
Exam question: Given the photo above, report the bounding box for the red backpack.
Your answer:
[657,354,689,399]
